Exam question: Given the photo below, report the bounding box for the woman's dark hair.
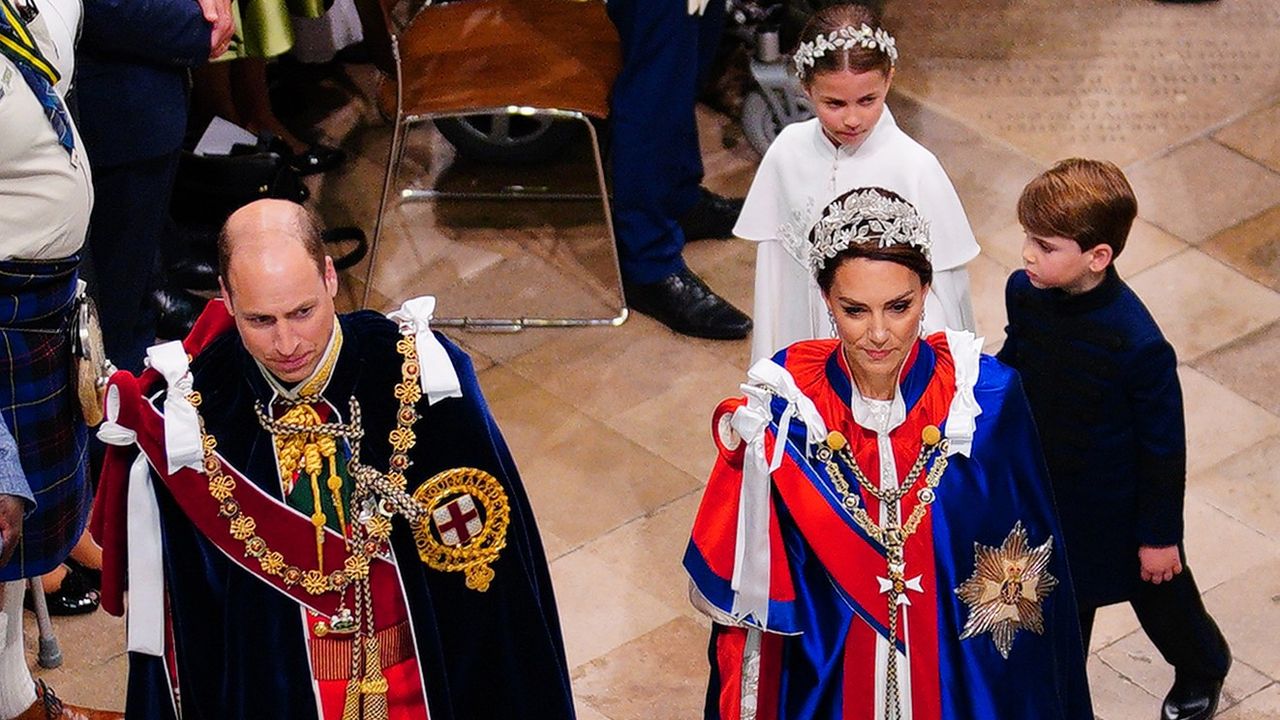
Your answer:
[813,187,932,294]
[796,3,893,84]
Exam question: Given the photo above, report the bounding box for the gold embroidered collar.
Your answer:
[255,317,344,400]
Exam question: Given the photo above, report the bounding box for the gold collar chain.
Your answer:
[814,425,949,720]
[186,329,427,719]
[815,425,948,546]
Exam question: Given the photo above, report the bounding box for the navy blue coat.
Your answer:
[126,311,576,719]
[76,0,211,168]
[997,268,1186,609]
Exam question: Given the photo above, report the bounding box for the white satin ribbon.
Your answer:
[746,359,828,449]
[688,0,711,15]
[96,384,137,447]
[729,385,773,625]
[387,296,463,405]
[125,451,164,656]
[728,359,829,627]
[145,342,202,473]
[943,329,984,458]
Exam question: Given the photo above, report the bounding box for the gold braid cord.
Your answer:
[186,328,510,719]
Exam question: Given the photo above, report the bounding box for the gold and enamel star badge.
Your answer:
[954,521,1058,659]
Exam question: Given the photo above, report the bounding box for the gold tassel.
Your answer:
[342,677,363,720]
[360,635,390,720]
[306,442,328,573]
[324,440,347,536]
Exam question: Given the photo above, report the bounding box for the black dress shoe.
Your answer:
[1161,676,1225,720]
[152,286,208,340]
[26,566,100,616]
[323,226,369,271]
[168,257,220,292]
[289,143,346,176]
[624,267,752,340]
[66,559,102,590]
[679,187,745,241]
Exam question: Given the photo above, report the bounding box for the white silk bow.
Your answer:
[387,296,463,405]
[943,329,983,458]
[728,359,828,627]
[145,342,202,473]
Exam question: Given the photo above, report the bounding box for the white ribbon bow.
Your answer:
[687,0,711,15]
[387,296,463,405]
[145,342,202,473]
[96,384,137,447]
[728,359,829,627]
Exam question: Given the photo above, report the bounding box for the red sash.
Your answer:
[775,337,956,719]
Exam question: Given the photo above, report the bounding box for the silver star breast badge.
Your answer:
[954,521,1058,659]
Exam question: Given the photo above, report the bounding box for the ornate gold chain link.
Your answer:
[814,425,949,719]
[186,328,427,720]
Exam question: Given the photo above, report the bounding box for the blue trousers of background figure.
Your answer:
[606,0,726,284]
[85,151,180,373]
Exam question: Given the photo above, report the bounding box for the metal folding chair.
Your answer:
[363,0,627,330]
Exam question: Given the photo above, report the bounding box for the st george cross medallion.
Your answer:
[412,467,509,591]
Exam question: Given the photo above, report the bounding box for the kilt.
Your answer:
[0,255,90,581]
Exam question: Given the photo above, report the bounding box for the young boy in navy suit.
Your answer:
[998,158,1231,720]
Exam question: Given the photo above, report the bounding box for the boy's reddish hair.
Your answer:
[1017,158,1137,259]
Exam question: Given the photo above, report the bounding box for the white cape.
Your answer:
[736,110,981,364]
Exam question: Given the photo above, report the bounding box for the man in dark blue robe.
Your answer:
[93,200,574,719]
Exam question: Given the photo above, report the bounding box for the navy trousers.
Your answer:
[85,151,180,373]
[606,0,725,284]
[1079,564,1231,685]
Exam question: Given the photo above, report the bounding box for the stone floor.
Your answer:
[25,0,1280,718]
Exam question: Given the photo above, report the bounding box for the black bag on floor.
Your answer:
[170,148,309,225]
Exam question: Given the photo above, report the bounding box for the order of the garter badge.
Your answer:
[412,467,509,592]
[954,521,1058,659]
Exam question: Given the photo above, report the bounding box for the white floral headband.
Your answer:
[793,24,898,80]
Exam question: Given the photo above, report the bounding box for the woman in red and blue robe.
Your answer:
[684,187,1092,720]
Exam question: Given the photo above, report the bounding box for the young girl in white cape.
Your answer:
[736,3,980,363]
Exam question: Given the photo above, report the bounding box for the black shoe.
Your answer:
[152,286,208,340]
[1161,676,1226,720]
[65,559,102,590]
[26,566,100,616]
[168,257,220,292]
[624,268,752,340]
[679,187,745,241]
[289,143,346,176]
[323,226,369,271]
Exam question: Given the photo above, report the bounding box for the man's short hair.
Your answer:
[1017,158,1137,259]
[217,204,327,293]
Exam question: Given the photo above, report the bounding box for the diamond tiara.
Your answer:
[808,188,931,274]
[793,24,897,79]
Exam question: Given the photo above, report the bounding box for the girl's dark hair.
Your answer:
[796,3,893,83]
[813,187,932,294]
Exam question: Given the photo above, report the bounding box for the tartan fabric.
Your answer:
[0,255,89,580]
